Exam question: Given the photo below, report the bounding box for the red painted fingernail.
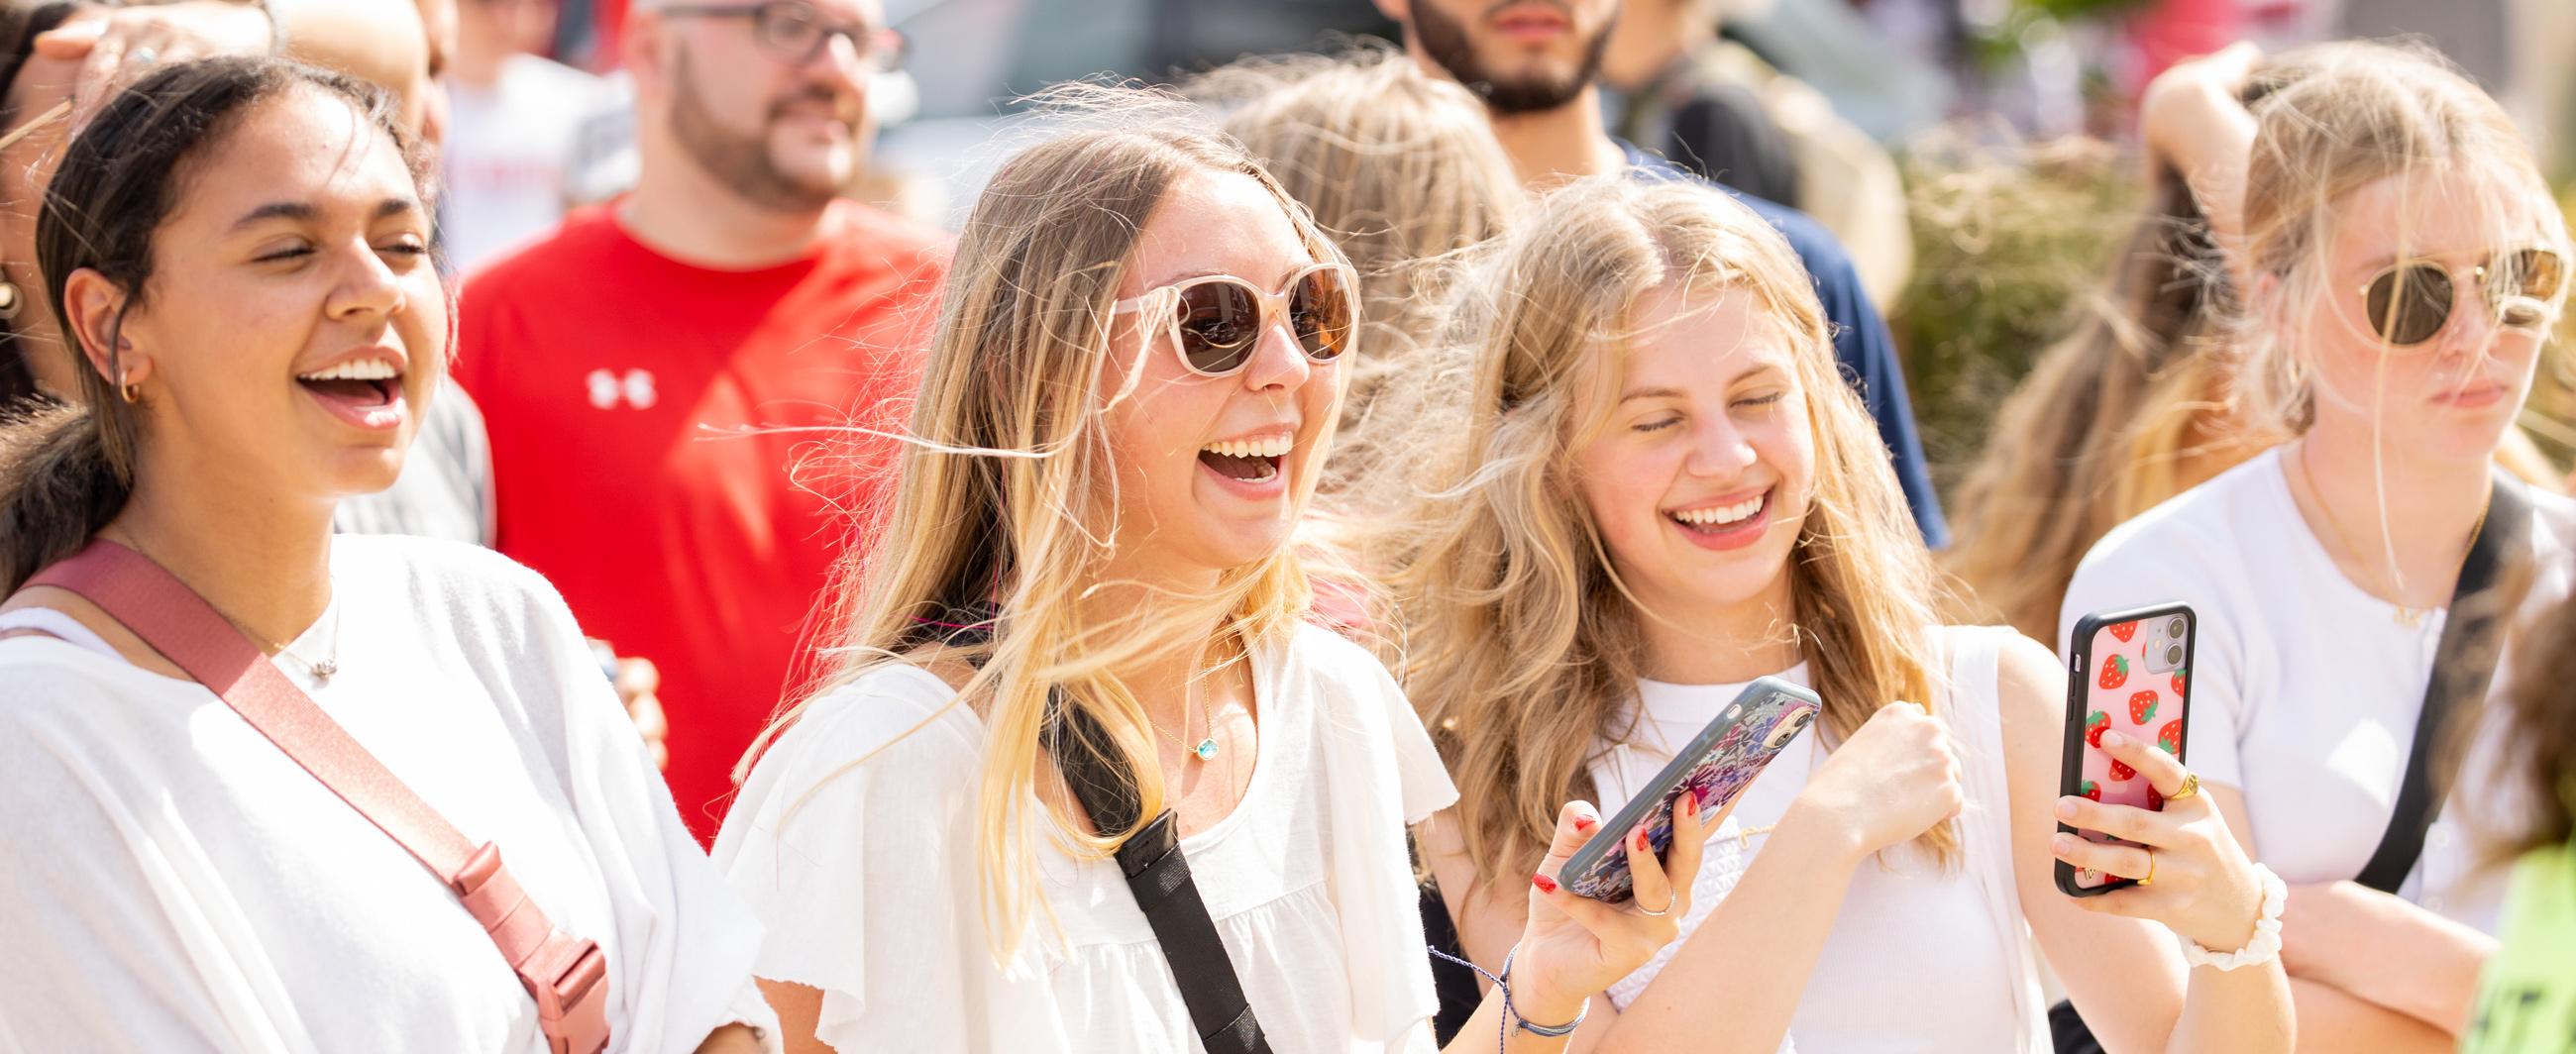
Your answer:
[1635,829,1651,852]
[1573,814,1597,832]
[1692,790,1707,815]
[1532,874,1558,894]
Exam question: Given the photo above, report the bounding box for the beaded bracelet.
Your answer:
[1428,942,1591,1047]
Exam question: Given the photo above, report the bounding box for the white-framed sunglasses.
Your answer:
[1110,263,1358,376]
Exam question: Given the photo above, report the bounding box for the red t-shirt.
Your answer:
[456,200,949,841]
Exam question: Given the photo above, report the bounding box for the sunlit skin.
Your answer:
[1575,285,1813,676]
[2287,170,2553,469]
[67,86,443,509]
[1098,168,1344,586]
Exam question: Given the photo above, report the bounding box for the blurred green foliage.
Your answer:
[1890,132,2139,497]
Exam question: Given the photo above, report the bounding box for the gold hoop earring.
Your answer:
[118,373,139,404]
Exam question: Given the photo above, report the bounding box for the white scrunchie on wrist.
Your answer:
[2178,862,2287,970]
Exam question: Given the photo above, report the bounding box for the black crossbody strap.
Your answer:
[2354,474,2533,894]
[1045,699,1272,1054]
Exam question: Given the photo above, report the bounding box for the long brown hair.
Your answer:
[1943,173,2277,639]
[2494,587,2576,858]
[1372,176,1950,890]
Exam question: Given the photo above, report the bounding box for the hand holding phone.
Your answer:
[2057,605,2196,896]
[1563,677,1821,902]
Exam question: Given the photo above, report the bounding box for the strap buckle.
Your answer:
[529,938,611,1054]
[453,843,611,1054]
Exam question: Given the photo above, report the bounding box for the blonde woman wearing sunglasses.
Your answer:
[2062,41,2576,1052]
[712,103,1701,1053]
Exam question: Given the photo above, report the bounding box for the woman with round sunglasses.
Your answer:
[712,103,1701,1053]
[2063,41,2576,1051]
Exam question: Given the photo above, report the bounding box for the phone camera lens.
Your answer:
[2168,617,2187,637]
[2166,643,2184,666]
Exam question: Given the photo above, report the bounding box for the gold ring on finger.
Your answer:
[1636,890,1676,917]
[2138,849,2156,887]
[2167,772,2201,802]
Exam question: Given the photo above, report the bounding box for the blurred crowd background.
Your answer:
[446,0,2576,496]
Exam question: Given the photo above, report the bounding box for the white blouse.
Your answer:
[0,534,776,1053]
[1586,627,2048,1054]
[713,622,1458,1053]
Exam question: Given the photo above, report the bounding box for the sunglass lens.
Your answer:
[1174,280,1261,374]
[2510,249,2565,301]
[2366,264,2452,346]
[1290,268,1354,361]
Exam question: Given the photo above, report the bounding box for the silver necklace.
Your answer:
[274,597,344,683]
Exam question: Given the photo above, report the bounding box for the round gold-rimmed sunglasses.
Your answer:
[2358,248,2565,347]
[1111,263,1358,377]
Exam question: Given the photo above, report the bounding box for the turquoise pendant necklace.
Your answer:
[1153,665,1223,764]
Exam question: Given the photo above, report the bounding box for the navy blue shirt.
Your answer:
[1622,142,1948,547]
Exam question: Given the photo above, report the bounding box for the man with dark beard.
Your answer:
[1377,0,1948,548]
[455,0,949,842]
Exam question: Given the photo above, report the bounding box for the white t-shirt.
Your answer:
[2060,447,2576,931]
[0,534,777,1053]
[442,55,615,273]
[1586,628,2048,1054]
[713,623,1458,1054]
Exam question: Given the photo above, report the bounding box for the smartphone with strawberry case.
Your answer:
[2057,603,2195,897]
[1563,677,1821,903]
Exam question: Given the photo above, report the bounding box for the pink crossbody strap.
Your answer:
[27,541,611,1054]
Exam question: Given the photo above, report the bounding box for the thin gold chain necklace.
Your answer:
[109,530,343,682]
[2295,442,2487,629]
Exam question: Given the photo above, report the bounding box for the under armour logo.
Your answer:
[586,369,658,410]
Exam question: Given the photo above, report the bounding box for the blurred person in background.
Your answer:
[1371,0,1950,548]
[457,0,949,842]
[1600,0,1912,305]
[443,0,616,271]
[2461,584,2576,1053]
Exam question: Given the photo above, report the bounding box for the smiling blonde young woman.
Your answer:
[2062,41,2576,1052]
[1373,175,2293,1053]
[712,107,1697,1053]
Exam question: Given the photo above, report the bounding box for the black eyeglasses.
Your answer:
[661,2,907,71]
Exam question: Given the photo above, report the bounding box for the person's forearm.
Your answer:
[2287,977,2451,1054]
[2161,957,2295,1054]
[2288,883,2494,1032]
[265,0,427,102]
[1443,982,1585,1054]
[1591,803,1860,1054]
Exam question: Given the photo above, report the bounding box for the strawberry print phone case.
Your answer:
[2058,604,2195,896]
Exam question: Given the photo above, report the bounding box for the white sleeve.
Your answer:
[2059,535,2250,790]
[0,671,286,1054]
[504,567,783,1054]
[1360,657,1461,825]
[709,672,999,1053]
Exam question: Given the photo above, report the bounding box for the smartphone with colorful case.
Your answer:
[1564,677,1822,903]
[2057,603,2196,896]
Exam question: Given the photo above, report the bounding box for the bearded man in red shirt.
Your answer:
[457,0,948,841]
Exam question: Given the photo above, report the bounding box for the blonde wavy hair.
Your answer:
[1199,48,1523,490]
[1370,176,1952,889]
[742,104,1346,962]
